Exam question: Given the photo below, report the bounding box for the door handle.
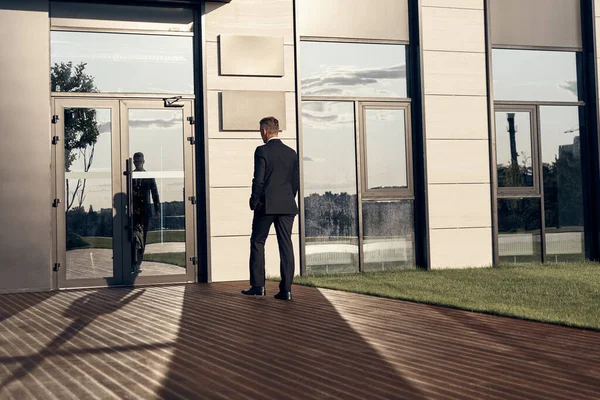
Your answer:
[124,158,134,244]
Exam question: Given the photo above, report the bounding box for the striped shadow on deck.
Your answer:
[0,283,599,399]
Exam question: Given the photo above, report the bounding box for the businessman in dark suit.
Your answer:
[242,117,299,301]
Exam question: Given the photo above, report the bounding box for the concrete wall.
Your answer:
[421,0,493,268]
[204,0,299,282]
[0,1,52,292]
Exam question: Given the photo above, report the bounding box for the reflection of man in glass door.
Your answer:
[132,152,160,274]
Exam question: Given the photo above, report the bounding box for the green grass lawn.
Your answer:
[144,252,186,267]
[73,231,185,250]
[292,262,600,330]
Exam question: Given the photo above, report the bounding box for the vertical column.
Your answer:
[0,1,52,292]
[421,1,493,268]
[203,0,299,282]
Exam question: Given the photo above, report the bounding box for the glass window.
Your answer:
[540,106,584,261]
[492,49,578,102]
[362,200,415,271]
[495,110,534,189]
[51,31,194,94]
[302,101,359,274]
[300,42,407,98]
[64,108,113,280]
[364,107,408,191]
[498,198,542,263]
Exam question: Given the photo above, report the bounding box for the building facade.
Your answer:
[0,0,598,293]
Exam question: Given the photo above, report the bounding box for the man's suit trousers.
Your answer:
[249,212,295,292]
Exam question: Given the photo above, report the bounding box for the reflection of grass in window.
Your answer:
[67,231,185,250]
[144,252,186,267]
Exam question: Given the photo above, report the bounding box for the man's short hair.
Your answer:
[133,152,144,159]
[260,117,279,135]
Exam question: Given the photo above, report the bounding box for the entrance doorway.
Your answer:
[52,97,197,288]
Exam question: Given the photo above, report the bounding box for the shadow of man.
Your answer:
[0,288,145,391]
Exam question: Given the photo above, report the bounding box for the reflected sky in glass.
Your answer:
[539,106,580,165]
[129,109,184,203]
[300,42,407,98]
[51,31,194,94]
[492,49,578,102]
[365,109,407,189]
[65,108,112,211]
[302,101,357,195]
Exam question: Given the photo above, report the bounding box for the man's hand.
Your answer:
[154,210,160,220]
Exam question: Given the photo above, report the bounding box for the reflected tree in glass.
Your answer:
[52,62,100,210]
[540,106,584,261]
[302,101,359,274]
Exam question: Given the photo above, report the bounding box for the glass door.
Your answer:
[52,98,196,288]
[119,100,196,285]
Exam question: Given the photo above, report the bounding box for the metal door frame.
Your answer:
[52,96,197,289]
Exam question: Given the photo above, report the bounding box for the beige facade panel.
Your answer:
[209,188,299,237]
[428,184,491,229]
[421,0,483,8]
[423,51,487,96]
[430,228,493,269]
[490,0,582,49]
[208,91,297,139]
[0,4,52,292]
[204,0,294,44]
[206,42,295,91]
[297,0,409,42]
[219,35,284,76]
[210,234,300,282]
[221,91,287,131]
[424,95,489,140]
[209,139,296,187]
[426,139,490,184]
[422,7,485,53]
[51,2,194,32]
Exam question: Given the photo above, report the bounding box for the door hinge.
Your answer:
[188,196,196,205]
[51,115,59,124]
[190,256,197,265]
[52,136,60,145]
[187,116,195,125]
[187,136,196,145]
[53,263,61,271]
[52,198,61,208]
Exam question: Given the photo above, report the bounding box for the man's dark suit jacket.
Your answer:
[249,138,299,214]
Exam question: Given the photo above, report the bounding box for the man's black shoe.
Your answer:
[274,291,292,301]
[241,286,266,296]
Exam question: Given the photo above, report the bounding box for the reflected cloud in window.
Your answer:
[51,31,194,94]
[300,42,407,98]
[492,49,578,102]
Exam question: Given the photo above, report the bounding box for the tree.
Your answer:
[51,62,99,210]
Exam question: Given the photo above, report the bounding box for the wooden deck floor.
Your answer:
[0,282,599,399]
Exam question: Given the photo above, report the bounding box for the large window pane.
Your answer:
[495,111,534,188]
[65,108,113,280]
[492,49,578,102]
[362,200,415,271]
[300,42,407,98]
[498,198,542,263]
[365,108,408,190]
[51,31,194,94]
[540,106,585,261]
[302,101,359,274]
